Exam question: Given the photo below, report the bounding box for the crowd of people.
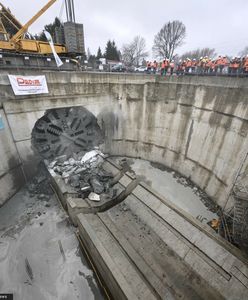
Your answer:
[146,55,248,76]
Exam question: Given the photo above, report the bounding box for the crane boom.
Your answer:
[0,2,23,35]
[10,0,57,42]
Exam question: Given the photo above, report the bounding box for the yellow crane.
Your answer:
[0,0,67,54]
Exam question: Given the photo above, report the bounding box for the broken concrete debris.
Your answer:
[88,192,101,202]
[47,150,114,201]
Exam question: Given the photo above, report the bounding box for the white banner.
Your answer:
[44,30,63,67]
[8,75,49,95]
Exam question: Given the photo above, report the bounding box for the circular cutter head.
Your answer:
[31,107,103,159]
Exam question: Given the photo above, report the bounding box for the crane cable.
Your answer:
[59,0,65,24]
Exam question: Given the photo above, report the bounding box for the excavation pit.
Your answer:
[1,72,248,299]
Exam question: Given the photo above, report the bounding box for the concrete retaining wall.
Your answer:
[0,109,25,205]
[0,71,247,208]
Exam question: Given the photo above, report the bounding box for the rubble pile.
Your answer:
[48,150,115,201]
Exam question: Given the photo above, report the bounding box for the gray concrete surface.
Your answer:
[0,185,104,300]
[76,179,248,300]
[0,72,248,208]
[125,157,218,222]
[0,109,25,206]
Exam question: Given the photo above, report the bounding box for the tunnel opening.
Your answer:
[31,106,104,160]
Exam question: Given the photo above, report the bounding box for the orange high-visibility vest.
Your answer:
[221,58,228,66]
[206,60,212,68]
[243,58,248,71]
[186,60,192,67]
[233,62,239,69]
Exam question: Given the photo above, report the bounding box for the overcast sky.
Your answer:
[6,0,248,58]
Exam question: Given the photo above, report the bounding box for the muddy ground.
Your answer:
[0,179,104,300]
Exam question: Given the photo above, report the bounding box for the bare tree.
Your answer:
[122,36,149,66]
[153,20,186,60]
[180,47,216,61]
[239,46,248,57]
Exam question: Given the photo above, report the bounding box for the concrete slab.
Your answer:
[67,197,91,225]
[112,196,224,299]
[98,212,175,299]
[103,158,122,174]
[77,213,157,300]
[76,183,248,299]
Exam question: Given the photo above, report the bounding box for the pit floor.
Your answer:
[0,157,218,300]
[0,187,104,300]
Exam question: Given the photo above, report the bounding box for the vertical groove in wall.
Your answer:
[185,120,194,159]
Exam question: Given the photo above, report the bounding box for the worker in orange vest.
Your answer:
[176,60,183,75]
[147,61,152,74]
[202,56,208,73]
[215,55,222,73]
[229,57,240,75]
[181,60,187,74]
[205,58,212,74]
[236,57,242,74]
[220,55,228,73]
[242,55,248,74]
[197,57,204,74]
[191,59,197,73]
[209,59,215,74]
[152,60,158,74]
[170,60,175,75]
[233,58,240,75]
[161,59,166,75]
[229,57,235,74]
[185,58,192,73]
[161,58,169,76]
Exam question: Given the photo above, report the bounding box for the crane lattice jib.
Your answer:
[0,2,23,38]
[10,0,57,42]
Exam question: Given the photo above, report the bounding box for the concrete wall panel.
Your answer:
[0,110,21,176]
[0,109,25,205]
[0,166,25,206]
